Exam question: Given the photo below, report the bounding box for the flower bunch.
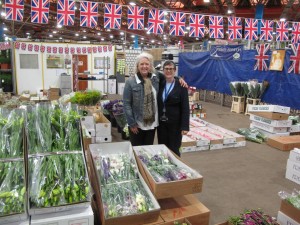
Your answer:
[99,153,138,184]
[102,100,119,113]
[136,148,194,183]
[228,209,279,225]
[101,179,155,218]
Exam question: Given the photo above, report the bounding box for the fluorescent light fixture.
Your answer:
[131,35,135,38]
[196,38,199,40]
[204,0,210,2]
[53,30,57,33]
[227,9,232,14]
[1,11,6,17]
[75,33,79,36]
[49,34,53,37]
[129,1,136,6]
[26,32,30,35]
[141,42,143,44]
[59,37,62,39]
[110,35,113,38]
[83,36,86,39]
[144,27,148,30]
[141,37,144,40]
[120,32,124,35]
[74,6,77,10]
[57,24,62,28]
[146,31,150,34]
[101,38,105,41]
[164,11,168,15]
[186,27,190,30]
[3,27,7,31]
[164,37,167,40]
[83,30,86,33]
[272,32,276,34]
[151,40,155,43]
[107,29,111,32]
[164,19,168,23]
[288,27,292,31]
[280,18,286,22]
[97,32,101,35]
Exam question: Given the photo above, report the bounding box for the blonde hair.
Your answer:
[135,52,155,74]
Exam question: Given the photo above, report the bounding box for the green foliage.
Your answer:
[70,90,102,106]
[230,82,245,97]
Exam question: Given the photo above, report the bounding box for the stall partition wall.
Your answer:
[178,50,300,110]
[14,42,115,95]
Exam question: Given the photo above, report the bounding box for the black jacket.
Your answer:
[158,79,190,131]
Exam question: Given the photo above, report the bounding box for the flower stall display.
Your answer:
[228,209,279,225]
[133,144,203,199]
[278,189,300,223]
[89,142,160,224]
[237,128,267,144]
[70,90,102,106]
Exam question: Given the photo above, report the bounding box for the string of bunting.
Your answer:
[4,0,300,42]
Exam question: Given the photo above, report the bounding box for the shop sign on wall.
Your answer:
[210,45,243,61]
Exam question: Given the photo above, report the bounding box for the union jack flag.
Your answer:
[87,47,92,53]
[189,14,205,38]
[98,46,102,52]
[34,45,39,52]
[82,47,86,53]
[288,44,300,74]
[64,47,69,54]
[93,47,97,53]
[169,12,186,36]
[104,3,122,29]
[15,42,20,49]
[148,9,164,34]
[227,17,242,40]
[40,45,45,53]
[209,16,223,39]
[59,47,63,54]
[57,0,75,26]
[254,43,270,71]
[292,22,300,43]
[276,21,289,41]
[127,6,144,30]
[28,44,33,51]
[21,43,26,50]
[31,0,49,24]
[260,20,274,41]
[244,18,259,40]
[47,46,51,53]
[5,0,24,21]
[80,1,98,28]
[53,47,57,53]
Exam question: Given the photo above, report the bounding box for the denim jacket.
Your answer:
[123,73,159,127]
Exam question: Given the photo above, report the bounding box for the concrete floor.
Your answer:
[111,100,297,225]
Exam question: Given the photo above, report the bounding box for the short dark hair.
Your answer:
[163,60,176,69]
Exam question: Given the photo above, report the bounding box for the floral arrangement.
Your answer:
[136,148,195,182]
[228,209,279,225]
[98,153,138,184]
[101,179,155,218]
[102,100,120,114]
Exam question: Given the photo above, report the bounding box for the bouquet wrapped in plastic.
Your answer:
[278,189,300,209]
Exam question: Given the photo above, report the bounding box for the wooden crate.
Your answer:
[231,96,245,113]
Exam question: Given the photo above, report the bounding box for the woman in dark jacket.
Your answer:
[157,61,190,157]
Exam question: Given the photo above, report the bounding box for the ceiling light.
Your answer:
[1,11,6,17]
[53,30,57,34]
[120,32,124,35]
[227,9,232,14]
[3,27,7,31]
[59,37,62,39]
[26,32,30,35]
[146,31,150,34]
[4,36,8,41]
[186,27,190,30]
[57,24,62,28]
[288,27,292,31]
[110,35,113,38]
[196,38,199,40]
[74,6,77,10]
[75,33,79,36]
[204,0,210,2]
[280,18,286,22]
[141,37,144,40]
[272,32,276,35]
[131,35,135,38]
[144,27,148,30]
[49,34,53,37]
[97,32,101,35]
[101,38,105,41]
[107,29,111,32]
[164,11,168,15]
[164,37,167,40]
[129,1,136,6]
[141,42,143,45]
[164,19,168,23]
[151,40,155,43]
[83,30,86,33]
[83,36,87,39]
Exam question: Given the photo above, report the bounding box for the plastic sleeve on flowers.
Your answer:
[0,161,25,216]
[25,106,40,154]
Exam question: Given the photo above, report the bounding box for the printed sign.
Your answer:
[210,45,243,60]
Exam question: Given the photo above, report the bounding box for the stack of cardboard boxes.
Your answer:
[248,105,291,137]
[277,195,300,225]
[285,148,300,185]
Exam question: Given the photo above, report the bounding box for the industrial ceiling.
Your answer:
[1,0,299,46]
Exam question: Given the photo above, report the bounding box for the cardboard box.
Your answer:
[158,195,210,225]
[209,144,224,150]
[80,116,96,137]
[31,206,94,225]
[181,135,197,147]
[277,210,300,225]
[290,124,300,133]
[95,113,111,136]
[250,121,289,133]
[280,200,300,223]
[249,124,290,137]
[248,111,289,120]
[187,131,211,147]
[192,127,223,145]
[189,118,208,127]
[181,146,196,153]
[286,159,300,185]
[95,135,112,143]
[205,123,245,142]
[133,145,203,199]
[88,142,161,225]
[163,218,192,225]
[248,105,290,114]
[289,148,300,163]
[267,135,300,151]
[195,146,210,151]
[249,114,292,127]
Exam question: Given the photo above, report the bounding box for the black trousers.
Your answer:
[157,121,182,157]
[129,128,156,146]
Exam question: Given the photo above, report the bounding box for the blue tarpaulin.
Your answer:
[178,50,300,109]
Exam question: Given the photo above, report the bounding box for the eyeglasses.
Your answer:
[164,68,175,71]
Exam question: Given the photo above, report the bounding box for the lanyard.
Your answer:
[163,80,175,103]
